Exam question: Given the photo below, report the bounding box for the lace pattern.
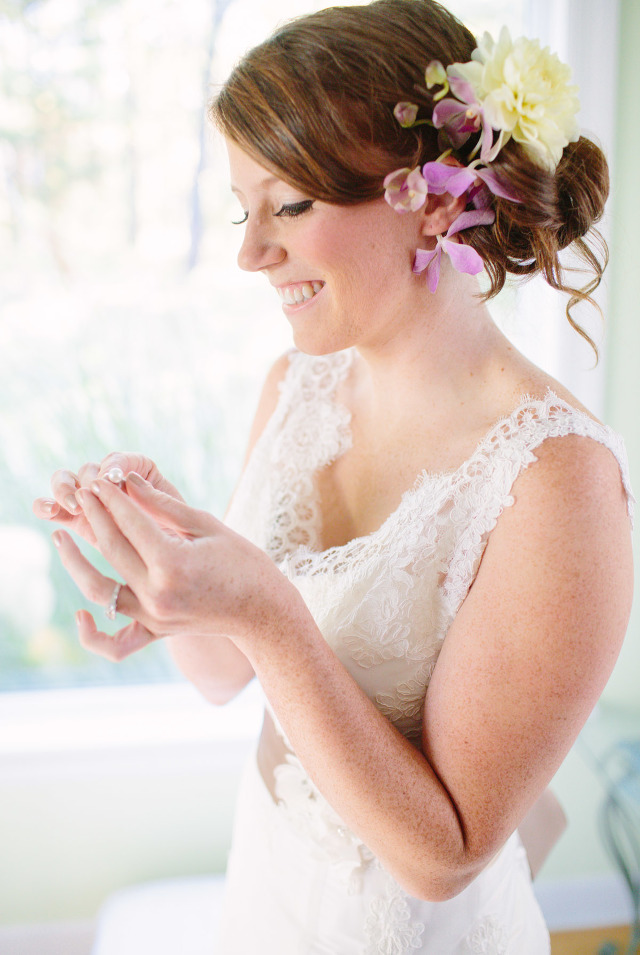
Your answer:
[364,868,426,954]
[227,348,633,940]
[460,916,510,954]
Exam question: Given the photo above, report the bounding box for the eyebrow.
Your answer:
[230,175,280,195]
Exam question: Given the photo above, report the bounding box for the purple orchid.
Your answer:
[413,208,496,292]
[421,161,521,203]
[431,74,509,164]
[383,166,429,212]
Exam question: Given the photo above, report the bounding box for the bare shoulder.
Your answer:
[423,422,633,865]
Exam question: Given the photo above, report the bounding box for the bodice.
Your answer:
[226,348,634,748]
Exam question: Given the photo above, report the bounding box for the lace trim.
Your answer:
[265,351,353,565]
[364,868,425,955]
[280,381,634,581]
[460,915,510,954]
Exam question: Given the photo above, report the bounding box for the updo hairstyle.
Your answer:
[211,0,609,350]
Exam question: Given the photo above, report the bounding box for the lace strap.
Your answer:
[443,395,635,616]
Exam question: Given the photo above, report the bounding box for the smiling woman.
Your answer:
[31,0,633,952]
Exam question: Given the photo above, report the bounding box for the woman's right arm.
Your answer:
[33,351,292,705]
[166,351,292,703]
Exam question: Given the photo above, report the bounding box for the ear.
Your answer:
[419,190,467,237]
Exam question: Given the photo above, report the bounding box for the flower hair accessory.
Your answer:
[384,27,581,291]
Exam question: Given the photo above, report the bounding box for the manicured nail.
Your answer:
[64,494,79,513]
[52,531,63,548]
[42,500,56,515]
[75,611,83,628]
[90,481,104,496]
[126,472,145,487]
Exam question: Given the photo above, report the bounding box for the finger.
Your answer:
[52,530,144,618]
[72,488,150,583]
[99,453,186,502]
[124,473,219,538]
[33,497,61,520]
[76,610,158,662]
[50,468,81,515]
[32,497,98,544]
[80,480,171,569]
[77,462,101,488]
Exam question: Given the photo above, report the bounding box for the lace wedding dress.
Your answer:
[217,349,633,954]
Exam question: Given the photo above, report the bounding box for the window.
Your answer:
[3,0,611,692]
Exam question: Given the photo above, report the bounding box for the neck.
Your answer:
[352,270,511,428]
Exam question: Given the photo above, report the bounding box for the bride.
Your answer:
[35,1,633,950]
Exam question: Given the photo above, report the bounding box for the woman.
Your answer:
[35,1,634,951]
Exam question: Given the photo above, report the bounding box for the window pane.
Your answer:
[0,0,524,691]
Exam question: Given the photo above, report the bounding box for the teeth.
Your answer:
[278,281,324,305]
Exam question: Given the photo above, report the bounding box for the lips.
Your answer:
[277,281,325,305]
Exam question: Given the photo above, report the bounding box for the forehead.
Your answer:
[226,139,284,195]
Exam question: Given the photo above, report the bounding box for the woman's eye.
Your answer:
[274,200,314,218]
[231,211,248,225]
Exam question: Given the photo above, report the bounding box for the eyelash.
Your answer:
[231,200,314,225]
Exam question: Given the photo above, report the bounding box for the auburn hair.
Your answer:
[211,0,609,353]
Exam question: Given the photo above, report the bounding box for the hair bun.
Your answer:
[555,137,609,250]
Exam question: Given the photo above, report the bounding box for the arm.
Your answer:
[166,351,293,703]
[222,435,633,898]
[52,434,632,899]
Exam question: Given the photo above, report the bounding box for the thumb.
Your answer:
[124,472,219,538]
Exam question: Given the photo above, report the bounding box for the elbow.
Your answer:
[392,846,493,903]
[194,677,254,706]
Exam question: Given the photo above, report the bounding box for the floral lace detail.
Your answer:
[273,752,374,893]
[265,350,353,565]
[364,869,425,954]
[461,915,510,954]
[375,660,436,743]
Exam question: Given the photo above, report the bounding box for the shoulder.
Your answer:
[240,350,296,468]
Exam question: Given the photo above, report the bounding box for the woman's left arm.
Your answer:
[53,437,632,901]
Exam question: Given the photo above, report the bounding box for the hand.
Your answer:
[51,473,293,661]
[33,453,185,546]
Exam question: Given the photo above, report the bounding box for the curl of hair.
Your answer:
[211,0,609,354]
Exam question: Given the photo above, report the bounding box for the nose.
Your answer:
[237,215,285,273]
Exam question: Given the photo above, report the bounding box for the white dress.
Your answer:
[217,349,634,954]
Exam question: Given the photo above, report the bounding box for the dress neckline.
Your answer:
[284,350,601,564]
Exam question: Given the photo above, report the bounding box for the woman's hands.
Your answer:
[33,453,185,546]
[48,472,294,663]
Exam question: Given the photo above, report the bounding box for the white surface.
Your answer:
[91,876,226,955]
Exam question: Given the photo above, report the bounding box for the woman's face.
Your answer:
[226,140,429,356]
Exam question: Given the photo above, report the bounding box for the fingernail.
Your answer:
[75,611,83,628]
[42,500,56,515]
[52,531,63,548]
[90,481,102,496]
[64,494,79,513]
[126,472,145,487]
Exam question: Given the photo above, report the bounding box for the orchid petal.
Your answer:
[394,102,419,128]
[476,167,521,203]
[425,60,447,88]
[413,247,438,274]
[442,238,486,276]
[426,253,442,293]
[447,75,478,106]
[432,98,468,129]
[445,208,495,238]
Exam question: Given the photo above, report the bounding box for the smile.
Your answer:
[277,281,325,305]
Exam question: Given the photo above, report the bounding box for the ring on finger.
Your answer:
[105,581,123,621]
